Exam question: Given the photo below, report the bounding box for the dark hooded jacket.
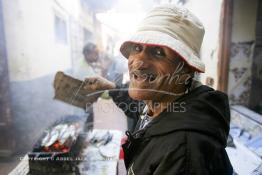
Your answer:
[111,85,233,175]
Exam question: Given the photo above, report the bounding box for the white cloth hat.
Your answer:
[120,4,205,73]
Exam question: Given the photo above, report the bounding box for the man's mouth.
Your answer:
[130,70,157,82]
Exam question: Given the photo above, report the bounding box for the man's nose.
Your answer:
[131,51,151,69]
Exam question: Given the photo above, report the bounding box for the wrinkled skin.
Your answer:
[127,43,192,103]
[84,43,193,117]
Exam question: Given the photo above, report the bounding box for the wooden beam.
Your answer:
[0,0,15,157]
[217,0,233,92]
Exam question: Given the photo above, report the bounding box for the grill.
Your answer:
[28,115,86,175]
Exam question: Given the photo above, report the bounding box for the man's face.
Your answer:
[84,50,99,63]
[128,43,191,102]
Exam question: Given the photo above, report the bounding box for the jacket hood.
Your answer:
[144,85,230,146]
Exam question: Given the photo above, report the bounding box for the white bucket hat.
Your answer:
[120,4,205,73]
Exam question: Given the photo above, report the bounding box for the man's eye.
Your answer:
[130,44,142,54]
[153,47,165,57]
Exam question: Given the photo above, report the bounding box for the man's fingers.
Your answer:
[85,77,98,84]
[84,77,100,90]
[84,76,115,90]
[84,84,96,90]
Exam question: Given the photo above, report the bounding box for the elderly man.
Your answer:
[84,5,233,175]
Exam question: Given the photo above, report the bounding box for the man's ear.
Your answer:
[178,73,192,85]
[177,65,194,85]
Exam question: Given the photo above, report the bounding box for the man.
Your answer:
[84,5,233,175]
[74,42,102,79]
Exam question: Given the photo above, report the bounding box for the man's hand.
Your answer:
[84,76,116,91]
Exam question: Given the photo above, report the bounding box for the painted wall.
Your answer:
[1,0,95,153]
[228,0,258,106]
[231,0,258,43]
[3,0,72,82]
